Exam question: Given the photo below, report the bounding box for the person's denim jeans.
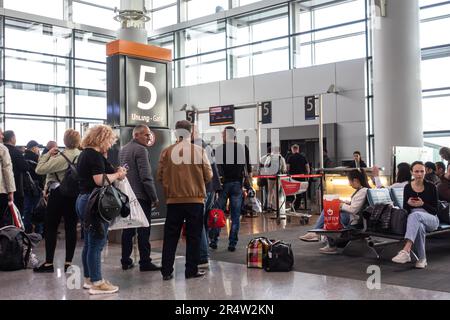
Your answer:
[209,182,243,248]
[405,209,440,260]
[199,192,215,262]
[314,209,352,229]
[76,193,91,279]
[85,222,109,282]
[23,195,41,234]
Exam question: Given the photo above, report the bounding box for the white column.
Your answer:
[373,0,423,173]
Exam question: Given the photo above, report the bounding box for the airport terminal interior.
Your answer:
[0,0,450,301]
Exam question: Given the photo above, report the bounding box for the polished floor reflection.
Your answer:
[1,217,450,300]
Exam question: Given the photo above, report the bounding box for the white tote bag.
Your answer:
[109,178,149,230]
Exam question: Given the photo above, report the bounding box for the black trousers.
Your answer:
[121,198,153,267]
[44,187,78,263]
[161,203,204,277]
[0,194,9,227]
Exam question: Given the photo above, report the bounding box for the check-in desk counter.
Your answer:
[320,168,389,202]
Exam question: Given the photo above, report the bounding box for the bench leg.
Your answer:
[342,238,380,259]
[410,250,419,262]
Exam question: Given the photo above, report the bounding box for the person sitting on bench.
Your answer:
[299,169,370,254]
[372,162,411,189]
[391,161,439,269]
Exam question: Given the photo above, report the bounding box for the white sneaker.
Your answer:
[198,262,209,269]
[415,259,427,269]
[392,250,411,264]
[89,280,119,295]
[319,244,338,255]
[299,232,319,242]
[83,278,93,289]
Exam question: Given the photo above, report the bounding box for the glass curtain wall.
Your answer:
[150,0,368,87]
[419,0,450,154]
[0,17,112,146]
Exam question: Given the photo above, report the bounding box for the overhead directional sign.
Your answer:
[305,96,316,120]
[186,110,196,124]
[261,101,272,124]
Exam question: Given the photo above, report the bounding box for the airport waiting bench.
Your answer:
[309,188,450,260]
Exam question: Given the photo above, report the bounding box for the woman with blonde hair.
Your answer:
[75,125,127,295]
[34,129,81,273]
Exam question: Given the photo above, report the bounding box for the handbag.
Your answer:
[97,174,128,223]
[31,197,47,224]
[109,178,149,230]
[247,237,271,269]
[1,203,25,230]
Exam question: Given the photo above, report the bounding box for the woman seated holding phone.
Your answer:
[392,161,439,269]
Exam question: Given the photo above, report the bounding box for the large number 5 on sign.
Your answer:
[137,65,157,110]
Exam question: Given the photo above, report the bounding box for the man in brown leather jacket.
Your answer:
[157,120,212,281]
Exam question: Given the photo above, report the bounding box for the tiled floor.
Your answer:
[1,242,450,300]
[2,211,450,300]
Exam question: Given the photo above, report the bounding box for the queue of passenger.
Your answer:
[0,123,449,293]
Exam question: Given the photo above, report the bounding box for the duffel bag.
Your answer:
[247,237,271,269]
[264,240,294,272]
[389,207,409,235]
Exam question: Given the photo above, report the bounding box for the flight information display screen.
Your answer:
[209,105,235,126]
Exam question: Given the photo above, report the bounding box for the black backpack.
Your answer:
[437,201,450,224]
[58,153,80,198]
[0,226,32,271]
[23,171,42,197]
[264,240,294,272]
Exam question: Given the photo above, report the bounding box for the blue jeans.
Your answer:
[405,209,439,260]
[84,222,109,282]
[76,194,90,278]
[23,195,41,234]
[200,192,215,262]
[314,210,352,229]
[209,182,243,248]
[77,193,109,282]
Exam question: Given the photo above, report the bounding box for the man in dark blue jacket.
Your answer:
[119,125,160,271]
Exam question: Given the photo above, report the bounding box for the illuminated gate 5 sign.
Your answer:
[126,57,168,127]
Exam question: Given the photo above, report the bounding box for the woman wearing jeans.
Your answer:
[392,161,439,269]
[76,125,127,295]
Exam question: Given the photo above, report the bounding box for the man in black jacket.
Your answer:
[119,125,160,271]
[212,126,251,252]
[23,140,45,234]
[3,131,29,215]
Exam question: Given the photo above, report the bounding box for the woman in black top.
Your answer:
[392,161,439,269]
[75,125,127,295]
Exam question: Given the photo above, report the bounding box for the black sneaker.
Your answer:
[122,263,135,271]
[228,246,236,252]
[64,263,72,273]
[209,243,217,250]
[33,263,54,273]
[162,274,173,281]
[185,270,206,279]
[140,262,161,272]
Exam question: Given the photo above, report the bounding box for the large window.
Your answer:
[185,0,229,21]
[0,14,110,145]
[3,0,64,20]
[72,2,118,30]
[420,0,450,152]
